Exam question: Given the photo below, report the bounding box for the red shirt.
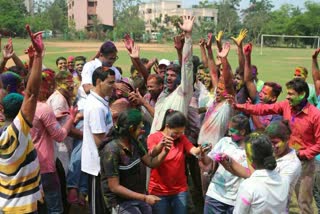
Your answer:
[147,131,194,195]
[236,101,320,160]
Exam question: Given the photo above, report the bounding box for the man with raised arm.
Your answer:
[197,39,235,195]
[0,25,44,213]
[150,16,195,134]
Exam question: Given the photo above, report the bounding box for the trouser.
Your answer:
[186,154,204,212]
[313,159,320,214]
[295,159,316,214]
[88,174,109,214]
[204,196,234,214]
[66,138,88,195]
[112,200,152,214]
[40,172,63,214]
[152,191,188,214]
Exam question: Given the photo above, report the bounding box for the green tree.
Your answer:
[242,0,274,42]
[215,0,241,36]
[0,0,27,36]
[113,4,145,41]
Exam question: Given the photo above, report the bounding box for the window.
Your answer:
[88,15,97,20]
[88,2,95,7]
[177,4,181,8]
[147,8,152,14]
[72,1,74,6]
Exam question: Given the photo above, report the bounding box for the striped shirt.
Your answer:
[0,112,43,213]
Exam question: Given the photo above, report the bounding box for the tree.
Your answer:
[0,0,27,36]
[215,0,241,36]
[242,0,274,42]
[112,4,145,40]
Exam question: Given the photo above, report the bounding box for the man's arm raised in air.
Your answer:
[243,43,258,100]
[217,42,235,96]
[312,48,320,96]
[21,25,44,124]
[206,32,219,88]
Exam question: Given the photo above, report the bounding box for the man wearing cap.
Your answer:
[157,59,170,79]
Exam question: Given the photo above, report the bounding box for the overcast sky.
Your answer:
[181,0,308,10]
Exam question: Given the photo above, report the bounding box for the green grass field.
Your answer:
[4,37,316,101]
[3,38,318,213]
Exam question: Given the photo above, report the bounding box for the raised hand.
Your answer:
[123,34,134,54]
[312,48,320,59]
[173,33,185,51]
[26,24,44,55]
[243,43,253,57]
[178,16,195,34]
[129,45,140,59]
[2,43,14,60]
[206,33,213,50]
[231,29,248,47]
[199,38,206,48]
[217,42,230,58]
[215,31,224,51]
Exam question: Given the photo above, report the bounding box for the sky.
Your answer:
[182,0,308,10]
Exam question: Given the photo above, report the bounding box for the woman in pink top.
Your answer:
[30,69,77,213]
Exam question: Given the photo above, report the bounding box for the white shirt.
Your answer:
[81,90,113,176]
[77,58,121,110]
[276,149,301,209]
[150,37,193,133]
[233,169,290,214]
[206,137,247,206]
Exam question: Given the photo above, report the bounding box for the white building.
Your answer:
[24,0,34,14]
[139,0,218,32]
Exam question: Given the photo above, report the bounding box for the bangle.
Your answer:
[143,195,146,202]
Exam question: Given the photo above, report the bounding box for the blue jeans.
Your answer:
[152,191,188,214]
[41,172,63,214]
[113,200,152,214]
[204,196,234,214]
[66,120,88,194]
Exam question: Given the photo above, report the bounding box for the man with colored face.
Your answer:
[293,66,318,106]
[232,78,320,214]
[157,59,170,79]
[56,56,68,72]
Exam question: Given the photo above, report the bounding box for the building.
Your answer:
[24,0,34,14]
[139,0,218,33]
[67,0,113,30]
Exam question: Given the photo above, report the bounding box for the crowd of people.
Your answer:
[0,16,320,214]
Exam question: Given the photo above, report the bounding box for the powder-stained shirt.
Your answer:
[276,149,301,209]
[30,102,68,174]
[233,169,289,214]
[206,137,247,206]
[100,139,147,208]
[198,101,233,147]
[0,112,43,213]
[236,101,320,160]
[150,37,193,133]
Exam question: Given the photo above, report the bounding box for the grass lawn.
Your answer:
[4,37,316,101]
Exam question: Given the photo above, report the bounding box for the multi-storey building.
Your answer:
[139,0,218,33]
[67,0,113,30]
